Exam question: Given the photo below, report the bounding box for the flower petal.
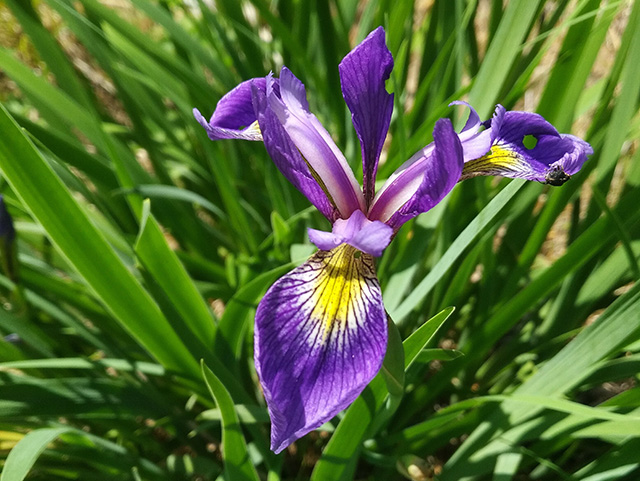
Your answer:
[255,244,387,453]
[369,119,464,229]
[451,102,506,161]
[308,210,393,257]
[252,78,336,220]
[193,78,273,141]
[269,67,365,217]
[461,111,593,185]
[339,27,394,207]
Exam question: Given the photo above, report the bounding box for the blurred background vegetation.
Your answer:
[0,0,639,480]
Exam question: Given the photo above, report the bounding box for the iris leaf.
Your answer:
[201,361,260,481]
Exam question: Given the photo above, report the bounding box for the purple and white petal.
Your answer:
[255,245,387,453]
[308,210,393,257]
[193,78,271,141]
[368,119,464,229]
[253,78,337,220]
[461,111,592,185]
[339,27,394,207]
[451,102,506,161]
[269,67,365,217]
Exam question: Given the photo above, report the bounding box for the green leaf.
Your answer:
[468,0,543,115]
[0,427,72,481]
[493,452,522,481]
[403,306,456,370]
[381,317,405,398]
[201,361,260,481]
[441,281,640,479]
[135,200,215,348]
[391,179,524,324]
[0,104,199,379]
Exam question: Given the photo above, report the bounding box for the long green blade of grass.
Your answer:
[0,104,199,379]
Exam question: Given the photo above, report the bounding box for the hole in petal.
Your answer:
[523,135,538,150]
[353,251,362,259]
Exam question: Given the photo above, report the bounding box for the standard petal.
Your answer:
[308,210,393,257]
[194,78,270,141]
[339,27,394,207]
[255,244,387,453]
[368,119,464,229]
[252,79,336,220]
[461,111,592,185]
[269,67,365,217]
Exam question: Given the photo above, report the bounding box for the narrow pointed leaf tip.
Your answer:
[254,244,387,453]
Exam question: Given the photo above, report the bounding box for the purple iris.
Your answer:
[194,27,592,453]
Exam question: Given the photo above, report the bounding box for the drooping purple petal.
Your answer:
[368,119,464,229]
[308,209,393,257]
[193,78,274,141]
[255,244,387,453]
[268,67,365,217]
[252,77,336,220]
[339,27,394,207]
[461,111,593,185]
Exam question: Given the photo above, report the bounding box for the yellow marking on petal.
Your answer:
[309,244,377,341]
[245,120,262,139]
[462,144,528,180]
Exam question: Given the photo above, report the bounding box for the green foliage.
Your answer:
[0,0,638,480]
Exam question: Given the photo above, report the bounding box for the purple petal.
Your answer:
[450,100,482,134]
[269,67,365,217]
[368,119,464,229]
[452,103,506,161]
[253,77,336,220]
[194,78,270,141]
[339,27,394,207]
[308,210,393,257]
[255,245,387,453]
[461,111,592,185]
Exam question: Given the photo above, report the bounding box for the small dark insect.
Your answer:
[545,166,570,186]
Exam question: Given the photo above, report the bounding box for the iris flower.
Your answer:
[194,27,592,453]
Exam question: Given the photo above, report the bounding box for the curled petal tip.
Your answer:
[193,78,266,141]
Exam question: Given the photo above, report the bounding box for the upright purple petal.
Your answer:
[269,67,365,217]
[339,27,394,207]
[308,209,393,257]
[255,245,387,453]
[252,79,336,220]
[368,119,464,229]
[194,78,273,141]
[461,111,592,185]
